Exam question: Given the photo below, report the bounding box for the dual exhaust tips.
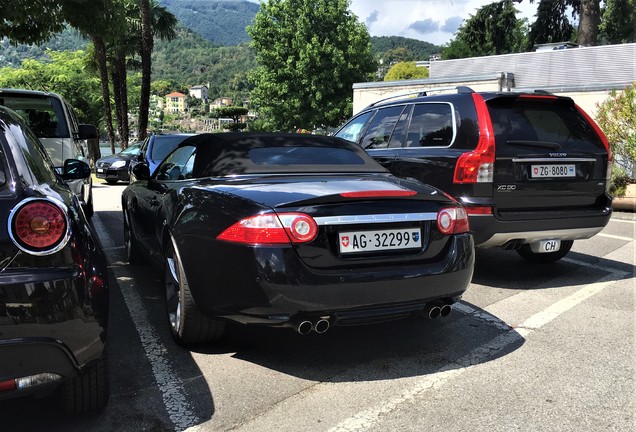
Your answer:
[424,303,452,320]
[296,318,330,335]
[294,303,453,335]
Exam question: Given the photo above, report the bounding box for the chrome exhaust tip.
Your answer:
[440,304,452,317]
[314,319,330,334]
[297,320,313,335]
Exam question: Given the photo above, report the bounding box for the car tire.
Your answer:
[83,188,94,219]
[124,210,144,264]
[164,239,225,345]
[516,240,574,263]
[105,179,118,185]
[63,348,109,414]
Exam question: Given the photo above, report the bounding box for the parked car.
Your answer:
[96,141,142,184]
[0,106,109,412]
[0,88,98,217]
[123,133,474,345]
[335,87,613,262]
[128,133,195,182]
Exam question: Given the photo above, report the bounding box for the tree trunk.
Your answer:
[110,64,125,150]
[92,36,116,155]
[117,50,129,148]
[578,0,601,46]
[138,0,153,141]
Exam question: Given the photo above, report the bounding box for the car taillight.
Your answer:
[437,207,470,235]
[217,212,318,245]
[454,93,495,184]
[8,197,70,255]
[574,103,613,192]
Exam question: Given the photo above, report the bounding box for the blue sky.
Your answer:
[248,0,539,46]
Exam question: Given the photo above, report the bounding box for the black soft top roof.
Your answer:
[180,133,388,177]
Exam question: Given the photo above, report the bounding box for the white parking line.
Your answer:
[329,259,629,432]
[598,232,634,241]
[93,213,199,431]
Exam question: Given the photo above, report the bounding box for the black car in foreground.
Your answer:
[0,106,109,413]
[95,141,142,184]
[335,87,613,262]
[123,133,474,346]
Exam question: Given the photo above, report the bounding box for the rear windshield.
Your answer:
[0,94,69,139]
[166,134,387,178]
[488,99,605,151]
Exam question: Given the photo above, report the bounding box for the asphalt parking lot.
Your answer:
[2,181,634,432]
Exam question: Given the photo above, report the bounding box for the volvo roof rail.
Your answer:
[366,86,475,108]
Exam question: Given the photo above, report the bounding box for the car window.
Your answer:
[155,145,196,181]
[249,147,365,166]
[360,106,405,149]
[488,100,605,151]
[0,95,70,139]
[0,149,7,188]
[335,111,373,143]
[405,103,455,147]
[120,143,142,155]
[151,136,191,162]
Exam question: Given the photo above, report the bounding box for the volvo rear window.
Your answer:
[488,100,605,151]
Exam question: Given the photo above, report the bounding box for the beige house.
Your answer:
[165,91,187,113]
[353,43,636,120]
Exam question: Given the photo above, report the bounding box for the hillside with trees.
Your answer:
[159,0,259,46]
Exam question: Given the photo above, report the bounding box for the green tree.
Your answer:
[599,0,636,44]
[442,0,526,59]
[384,62,429,81]
[211,106,248,132]
[247,0,376,131]
[596,83,636,194]
[526,0,574,48]
[0,51,102,126]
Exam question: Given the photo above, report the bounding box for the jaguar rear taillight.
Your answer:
[217,212,318,245]
[437,207,470,235]
[453,93,495,184]
[8,197,70,255]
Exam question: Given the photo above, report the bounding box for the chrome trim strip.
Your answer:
[477,227,604,248]
[314,212,437,226]
[511,158,597,163]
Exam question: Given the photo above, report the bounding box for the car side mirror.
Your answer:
[131,162,150,181]
[78,124,98,140]
[62,159,92,180]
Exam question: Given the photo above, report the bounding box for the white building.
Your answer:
[189,85,209,103]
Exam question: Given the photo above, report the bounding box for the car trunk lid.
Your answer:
[486,94,610,219]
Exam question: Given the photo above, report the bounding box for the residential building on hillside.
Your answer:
[189,85,209,102]
[210,97,233,110]
[165,92,187,113]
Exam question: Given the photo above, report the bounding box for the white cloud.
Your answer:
[349,0,538,45]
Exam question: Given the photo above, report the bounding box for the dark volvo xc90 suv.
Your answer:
[336,87,613,262]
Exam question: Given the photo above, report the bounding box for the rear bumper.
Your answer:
[0,338,79,400]
[183,233,475,326]
[470,206,612,247]
[0,268,108,395]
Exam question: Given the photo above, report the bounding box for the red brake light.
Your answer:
[217,212,318,245]
[9,198,70,255]
[340,190,417,198]
[575,103,612,162]
[437,207,470,235]
[465,206,492,215]
[454,93,495,184]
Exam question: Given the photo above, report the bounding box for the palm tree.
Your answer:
[138,0,177,140]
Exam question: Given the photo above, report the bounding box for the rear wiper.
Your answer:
[506,140,561,150]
